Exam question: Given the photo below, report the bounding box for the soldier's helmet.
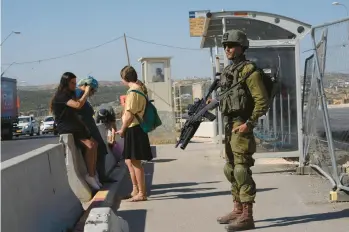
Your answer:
[222,29,249,48]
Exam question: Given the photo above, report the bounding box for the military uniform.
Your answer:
[216,30,269,231]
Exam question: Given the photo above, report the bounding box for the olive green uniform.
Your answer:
[222,62,269,203]
[215,29,270,231]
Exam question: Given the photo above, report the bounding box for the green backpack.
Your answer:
[129,90,162,133]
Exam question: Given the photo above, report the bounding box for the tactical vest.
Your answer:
[219,61,254,116]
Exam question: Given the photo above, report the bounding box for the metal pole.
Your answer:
[273,97,277,139]
[295,40,305,165]
[123,33,130,66]
[277,53,284,144]
[222,18,229,67]
[210,47,218,143]
[214,36,224,157]
[311,28,340,185]
[287,92,291,144]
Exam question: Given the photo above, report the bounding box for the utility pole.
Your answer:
[123,33,130,66]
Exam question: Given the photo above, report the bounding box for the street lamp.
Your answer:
[332,2,349,16]
[0,31,21,46]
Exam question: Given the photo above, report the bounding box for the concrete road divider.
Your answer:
[84,207,129,232]
[1,144,83,232]
[1,123,123,232]
[60,134,93,202]
[1,122,154,232]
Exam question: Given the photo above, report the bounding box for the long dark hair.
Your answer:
[49,72,77,114]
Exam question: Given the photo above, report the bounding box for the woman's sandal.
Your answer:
[122,191,139,200]
[129,194,147,202]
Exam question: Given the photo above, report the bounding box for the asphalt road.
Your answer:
[1,134,60,162]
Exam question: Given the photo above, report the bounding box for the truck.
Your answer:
[1,77,19,140]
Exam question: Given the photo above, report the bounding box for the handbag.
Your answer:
[111,136,124,162]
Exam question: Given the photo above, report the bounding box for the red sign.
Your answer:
[120,95,126,107]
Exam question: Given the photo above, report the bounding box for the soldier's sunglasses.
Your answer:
[223,43,240,49]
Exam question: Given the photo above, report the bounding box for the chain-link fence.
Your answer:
[304,17,349,191]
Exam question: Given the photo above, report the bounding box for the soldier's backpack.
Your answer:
[238,61,279,112]
[129,90,162,133]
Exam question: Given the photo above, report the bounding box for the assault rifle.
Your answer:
[176,64,260,150]
[175,75,220,150]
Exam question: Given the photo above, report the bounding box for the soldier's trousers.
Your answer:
[224,120,256,203]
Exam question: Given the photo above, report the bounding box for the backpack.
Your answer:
[240,61,279,111]
[129,90,162,133]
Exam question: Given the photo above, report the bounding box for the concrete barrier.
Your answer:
[60,124,120,203]
[84,208,129,232]
[60,134,93,202]
[1,144,83,232]
[1,121,152,232]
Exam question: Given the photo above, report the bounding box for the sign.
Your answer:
[189,11,209,37]
[120,95,126,107]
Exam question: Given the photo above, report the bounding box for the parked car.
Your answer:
[40,116,58,135]
[14,115,40,137]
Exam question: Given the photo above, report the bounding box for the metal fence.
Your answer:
[303,17,349,192]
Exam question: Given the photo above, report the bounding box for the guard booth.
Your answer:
[191,10,312,160]
[138,57,173,111]
[138,57,176,142]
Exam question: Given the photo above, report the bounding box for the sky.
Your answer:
[1,0,349,85]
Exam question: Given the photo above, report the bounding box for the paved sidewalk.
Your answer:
[116,143,349,232]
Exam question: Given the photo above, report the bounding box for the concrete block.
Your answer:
[84,208,129,232]
[296,166,317,175]
[1,144,83,232]
[74,165,127,231]
[330,190,349,202]
[60,134,93,202]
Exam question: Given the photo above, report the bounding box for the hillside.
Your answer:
[18,82,128,113]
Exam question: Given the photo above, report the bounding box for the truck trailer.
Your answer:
[1,77,19,140]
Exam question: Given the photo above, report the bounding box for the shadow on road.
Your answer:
[149,187,277,201]
[255,209,349,229]
[148,158,177,163]
[150,181,221,190]
[116,209,147,232]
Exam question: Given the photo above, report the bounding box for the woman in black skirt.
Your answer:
[116,66,153,202]
[50,72,101,190]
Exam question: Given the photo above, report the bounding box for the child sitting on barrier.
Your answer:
[49,72,101,190]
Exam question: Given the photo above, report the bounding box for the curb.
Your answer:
[73,164,127,232]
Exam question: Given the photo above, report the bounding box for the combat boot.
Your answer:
[217,201,243,224]
[225,203,255,231]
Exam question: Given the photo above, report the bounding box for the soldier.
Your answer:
[216,30,269,231]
